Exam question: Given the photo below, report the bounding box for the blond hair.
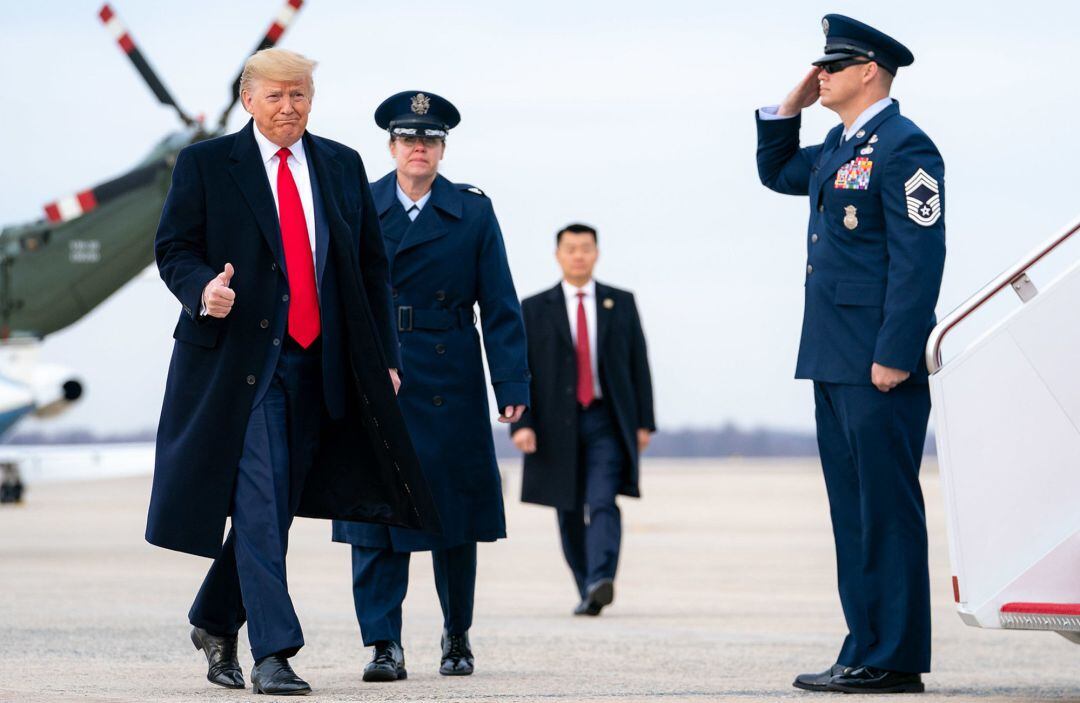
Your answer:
[240,48,317,97]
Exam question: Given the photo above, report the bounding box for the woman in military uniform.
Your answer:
[332,91,529,682]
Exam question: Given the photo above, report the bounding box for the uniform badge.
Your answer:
[411,93,431,115]
[860,146,874,155]
[869,134,879,144]
[834,156,873,190]
[843,205,858,230]
[603,298,615,310]
[855,130,865,139]
[904,168,942,227]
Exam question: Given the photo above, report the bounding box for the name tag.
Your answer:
[834,157,873,190]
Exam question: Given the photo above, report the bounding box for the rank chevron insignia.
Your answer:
[904,168,941,227]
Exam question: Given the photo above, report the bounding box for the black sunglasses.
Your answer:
[819,57,872,74]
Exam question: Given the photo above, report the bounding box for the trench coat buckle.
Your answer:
[397,306,414,332]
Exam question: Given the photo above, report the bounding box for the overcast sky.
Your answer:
[6,0,1080,435]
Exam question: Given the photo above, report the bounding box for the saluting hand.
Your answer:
[778,67,822,117]
[871,362,910,393]
[202,263,236,318]
[512,428,537,454]
[499,405,526,424]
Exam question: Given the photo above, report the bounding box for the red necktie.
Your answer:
[576,291,595,407]
[276,147,320,348]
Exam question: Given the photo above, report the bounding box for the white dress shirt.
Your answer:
[758,97,895,142]
[396,181,433,221]
[252,125,317,262]
[562,279,602,400]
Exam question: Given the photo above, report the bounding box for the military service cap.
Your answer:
[813,14,914,75]
[375,90,461,139]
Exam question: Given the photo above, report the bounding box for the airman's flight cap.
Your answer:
[812,15,914,75]
[375,91,460,138]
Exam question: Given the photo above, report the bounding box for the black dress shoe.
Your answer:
[574,578,614,616]
[363,641,407,682]
[793,664,850,692]
[251,655,311,696]
[439,630,474,676]
[828,665,924,694]
[190,627,244,689]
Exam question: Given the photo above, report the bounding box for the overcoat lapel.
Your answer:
[228,121,285,272]
[545,284,573,352]
[595,281,614,354]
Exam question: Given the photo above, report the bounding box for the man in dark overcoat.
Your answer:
[511,223,655,616]
[331,91,529,681]
[148,50,439,696]
[756,15,945,695]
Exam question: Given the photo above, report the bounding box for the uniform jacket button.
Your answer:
[260,319,269,329]
[432,395,444,407]
[282,294,289,302]
[811,233,819,243]
[435,343,446,354]
[818,204,824,212]
[806,264,814,274]
[435,290,446,302]
[246,375,256,385]
[273,338,281,346]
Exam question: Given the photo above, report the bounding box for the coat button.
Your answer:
[818,204,824,212]
[432,395,444,406]
[811,233,819,243]
[246,375,256,385]
[271,262,277,271]
[435,343,446,354]
[806,264,814,274]
[282,294,289,302]
[273,338,281,346]
[260,319,269,329]
[435,290,446,302]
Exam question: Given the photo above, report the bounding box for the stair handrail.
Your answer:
[927,215,1080,374]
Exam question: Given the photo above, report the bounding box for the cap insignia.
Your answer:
[411,93,431,115]
[822,18,829,35]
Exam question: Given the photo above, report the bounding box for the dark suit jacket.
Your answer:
[512,281,655,510]
[147,120,440,558]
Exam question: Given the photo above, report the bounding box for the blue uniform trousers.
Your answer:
[814,381,932,674]
[558,402,625,599]
[350,542,477,646]
[188,340,322,662]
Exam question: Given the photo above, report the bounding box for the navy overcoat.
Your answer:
[333,172,529,551]
[148,121,440,559]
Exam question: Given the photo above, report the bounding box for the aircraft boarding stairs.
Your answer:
[928,216,1080,643]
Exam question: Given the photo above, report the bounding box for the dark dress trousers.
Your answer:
[513,282,655,595]
[332,172,529,644]
[150,121,440,658]
[756,100,945,674]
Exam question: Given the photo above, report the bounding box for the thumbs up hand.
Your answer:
[203,263,236,318]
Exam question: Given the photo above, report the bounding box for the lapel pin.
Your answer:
[855,130,866,139]
[869,134,879,144]
[860,146,874,155]
[603,298,615,309]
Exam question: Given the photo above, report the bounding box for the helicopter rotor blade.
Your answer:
[99,4,195,127]
[216,0,305,130]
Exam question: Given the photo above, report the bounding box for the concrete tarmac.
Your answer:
[1,459,1077,702]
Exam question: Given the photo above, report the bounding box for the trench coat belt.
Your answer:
[397,306,474,332]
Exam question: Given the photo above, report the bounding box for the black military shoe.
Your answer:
[251,655,311,696]
[793,664,850,692]
[190,626,244,689]
[828,665,924,694]
[439,630,474,676]
[363,641,407,682]
[574,578,614,616]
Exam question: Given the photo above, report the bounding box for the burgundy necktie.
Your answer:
[276,147,320,348]
[576,291,595,407]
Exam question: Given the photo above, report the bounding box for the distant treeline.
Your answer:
[5,424,934,458]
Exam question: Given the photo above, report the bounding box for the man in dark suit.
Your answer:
[512,223,655,616]
[148,49,439,695]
